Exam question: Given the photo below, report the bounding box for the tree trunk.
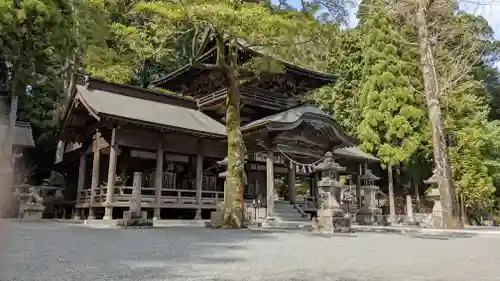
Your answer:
[3,59,20,164]
[66,51,79,97]
[220,37,244,228]
[414,178,421,213]
[416,1,461,229]
[388,165,396,223]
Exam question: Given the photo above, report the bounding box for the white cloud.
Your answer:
[463,1,500,39]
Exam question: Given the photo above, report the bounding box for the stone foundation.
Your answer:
[356,209,375,225]
[117,210,152,228]
[312,209,352,234]
[21,210,43,221]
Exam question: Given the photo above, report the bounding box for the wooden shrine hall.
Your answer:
[55,38,378,220]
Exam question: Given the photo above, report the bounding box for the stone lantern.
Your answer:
[424,169,443,228]
[356,169,380,225]
[312,152,351,233]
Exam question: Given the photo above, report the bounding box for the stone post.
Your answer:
[130,172,143,217]
[266,150,275,219]
[74,152,86,220]
[154,138,163,220]
[405,194,416,225]
[104,127,117,220]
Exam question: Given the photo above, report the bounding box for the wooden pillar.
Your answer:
[104,127,117,220]
[154,137,163,220]
[288,160,296,204]
[74,152,87,220]
[266,150,275,218]
[195,142,203,219]
[89,130,100,219]
[356,163,363,209]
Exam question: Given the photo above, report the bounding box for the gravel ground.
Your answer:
[1,221,499,281]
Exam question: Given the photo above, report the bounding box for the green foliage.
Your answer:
[356,3,427,168]
[0,0,74,94]
[309,29,362,135]
[444,88,500,208]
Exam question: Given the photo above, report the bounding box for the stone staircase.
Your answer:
[261,200,310,229]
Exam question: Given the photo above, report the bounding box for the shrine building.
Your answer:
[55,37,379,220]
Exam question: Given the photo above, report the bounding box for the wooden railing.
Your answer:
[197,89,227,107]
[77,186,223,207]
[196,87,290,110]
[241,88,288,110]
[78,172,218,206]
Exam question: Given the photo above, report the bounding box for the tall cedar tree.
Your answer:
[357,0,427,222]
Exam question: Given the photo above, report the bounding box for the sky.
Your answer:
[280,0,500,39]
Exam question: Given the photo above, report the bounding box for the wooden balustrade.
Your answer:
[77,186,223,207]
[197,88,289,110]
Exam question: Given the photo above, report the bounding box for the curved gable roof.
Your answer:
[242,104,357,146]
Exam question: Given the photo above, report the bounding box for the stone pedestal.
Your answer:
[73,208,81,220]
[19,188,45,221]
[311,152,351,234]
[427,186,443,228]
[404,194,417,225]
[103,206,113,220]
[356,210,375,225]
[117,172,153,227]
[312,209,334,234]
[356,185,378,225]
[21,209,44,221]
[195,209,202,220]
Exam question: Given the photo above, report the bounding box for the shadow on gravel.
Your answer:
[405,232,476,240]
[3,222,281,281]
